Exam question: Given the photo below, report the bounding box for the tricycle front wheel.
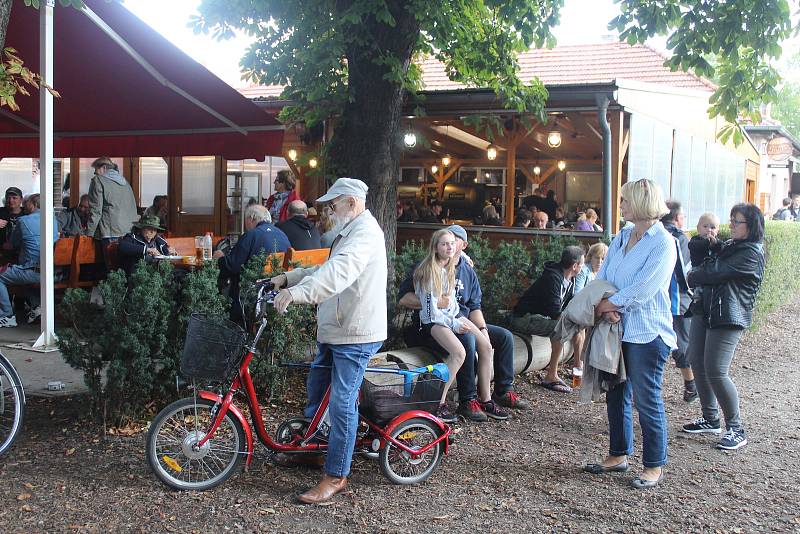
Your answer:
[146,397,246,491]
[379,417,443,485]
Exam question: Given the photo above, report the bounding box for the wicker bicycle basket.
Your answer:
[359,369,445,425]
[180,313,248,382]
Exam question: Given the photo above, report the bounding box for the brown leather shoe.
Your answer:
[272,453,325,469]
[296,474,348,504]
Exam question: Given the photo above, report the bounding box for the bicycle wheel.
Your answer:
[379,417,443,485]
[146,397,246,491]
[0,357,25,456]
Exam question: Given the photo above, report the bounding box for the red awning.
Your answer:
[1,0,283,160]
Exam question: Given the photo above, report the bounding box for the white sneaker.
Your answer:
[0,316,18,328]
[26,305,41,324]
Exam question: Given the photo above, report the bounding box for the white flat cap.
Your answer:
[317,177,369,203]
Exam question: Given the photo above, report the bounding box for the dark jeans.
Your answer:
[607,336,670,468]
[417,324,515,402]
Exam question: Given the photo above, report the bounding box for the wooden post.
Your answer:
[69,157,80,208]
[610,111,627,234]
[504,142,517,226]
[127,157,141,206]
[167,157,181,235]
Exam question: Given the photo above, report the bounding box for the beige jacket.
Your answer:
[552,279,625,403]
[285,210,387,345]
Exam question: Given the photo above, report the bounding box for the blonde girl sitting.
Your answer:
[413,229,500,423]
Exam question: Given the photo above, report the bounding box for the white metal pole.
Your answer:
[34,0,56,348]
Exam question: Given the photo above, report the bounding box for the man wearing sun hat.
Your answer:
[117,214,175,276]
[271,177,387,505]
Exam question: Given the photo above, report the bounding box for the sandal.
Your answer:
[540,379,572,393]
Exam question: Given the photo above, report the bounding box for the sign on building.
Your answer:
[766,136,793,162]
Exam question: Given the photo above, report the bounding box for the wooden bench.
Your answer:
[71,236,103,287]
[378,333,574,399]
[285,247,330,269]
[8,235,103,297]
[8,237,76,294]
[263,253,286,274]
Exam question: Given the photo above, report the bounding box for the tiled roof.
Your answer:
[419,42,715,92]
[237,41,715,98]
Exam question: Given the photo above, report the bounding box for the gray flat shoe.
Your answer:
[630,468,664,489]
[583,459,629,474]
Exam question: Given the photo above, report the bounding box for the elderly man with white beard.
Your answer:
[271,177,387,504]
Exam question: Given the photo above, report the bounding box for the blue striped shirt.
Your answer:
[597,221,677,349]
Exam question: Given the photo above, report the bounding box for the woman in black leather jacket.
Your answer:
[681,203,765,451]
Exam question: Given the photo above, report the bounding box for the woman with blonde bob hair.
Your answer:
[584,179,677,489]
[413,229,498,422]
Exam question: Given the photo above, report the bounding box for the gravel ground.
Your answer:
[1,296,800,533]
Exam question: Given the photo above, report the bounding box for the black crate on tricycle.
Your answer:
[359,364,447,425]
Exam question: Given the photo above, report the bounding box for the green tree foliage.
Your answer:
[193,0,558,127]
[611,0,794,145]
[192,0,794,246]
[772,82,800,139]
[770,51,800,139]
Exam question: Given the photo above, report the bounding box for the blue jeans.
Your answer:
[607,337,670,468]
[304,341,383,478]
[421,324,515,401]
[0,266,41,318]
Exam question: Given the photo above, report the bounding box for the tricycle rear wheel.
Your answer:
[379,417,443,485]
[146,397,246,491]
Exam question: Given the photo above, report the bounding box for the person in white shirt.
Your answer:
[271,177,386,505]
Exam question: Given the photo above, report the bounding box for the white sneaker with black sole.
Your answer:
[681,417,722,434]
[717,428,748,450]
[0,315,18,328]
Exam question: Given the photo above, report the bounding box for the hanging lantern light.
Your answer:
[287,149,298,161]
[533,165,541,176]
[557,160,566,171]
[309,157,318,169]
[403,132,417,148]
[487,145,498,161]
[547,131,562,148]
[431,164,439,174]
[441,154,451,167]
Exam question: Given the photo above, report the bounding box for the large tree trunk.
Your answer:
[327,2,420,258]
[0,0,12,50]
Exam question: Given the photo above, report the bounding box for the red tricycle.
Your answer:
[145,279,452,491]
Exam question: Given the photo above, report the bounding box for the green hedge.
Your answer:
[389,233,586,339]
[57,256,316,424]
[753,221,800,329]
[391,221,800,336]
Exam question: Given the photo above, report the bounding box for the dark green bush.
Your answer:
[239,253,317,399]
[58,262,228,424]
